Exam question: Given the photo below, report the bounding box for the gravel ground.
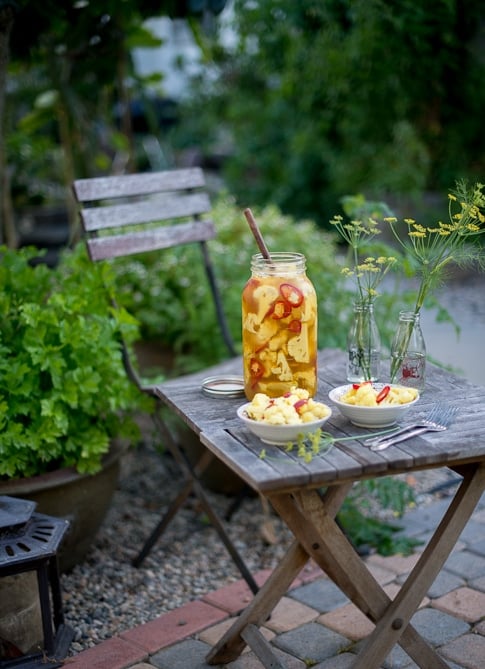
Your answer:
[63,442,296,654]
[63,439,460,655]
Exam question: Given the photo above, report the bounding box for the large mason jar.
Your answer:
[242,252,318,400]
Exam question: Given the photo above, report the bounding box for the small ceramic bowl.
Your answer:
[328,383,419,428]
[236,403,332,445]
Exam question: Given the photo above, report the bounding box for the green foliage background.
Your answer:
[174,0,485,226]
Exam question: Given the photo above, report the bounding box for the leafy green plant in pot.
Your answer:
[0,243,150,570]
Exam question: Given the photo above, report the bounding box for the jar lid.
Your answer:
[201,375,246,398]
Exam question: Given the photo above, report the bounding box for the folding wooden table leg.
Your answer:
[270,465,485,669]
[206,483,352,666]
[352,462,485,668]
[270,490,449,667]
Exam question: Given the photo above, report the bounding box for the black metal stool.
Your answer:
[0,496,73,668]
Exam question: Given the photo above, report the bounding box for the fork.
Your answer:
[367,403,459,452]
[365,403,451,448]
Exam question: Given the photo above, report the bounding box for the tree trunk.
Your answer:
[0,2,17,248]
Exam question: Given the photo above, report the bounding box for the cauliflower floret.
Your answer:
[384,386,418,405]
[287,324,310,363]
[340,383,418,407]
[270,351,293,381]
[301,398,331,421]
[244,387,330,425]
[252,285,279,324]
[355,384,378,406]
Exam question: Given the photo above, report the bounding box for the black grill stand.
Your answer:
[0,496,73,668]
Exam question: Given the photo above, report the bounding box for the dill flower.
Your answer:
[386,179,485,383]
[385,180,485,315]
[330,215,396,306]
[330,212,396,382]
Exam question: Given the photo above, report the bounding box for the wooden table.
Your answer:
[155,348,485,669]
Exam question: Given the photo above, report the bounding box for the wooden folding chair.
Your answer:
[72,168,258,593]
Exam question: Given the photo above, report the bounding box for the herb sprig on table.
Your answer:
[258,427,397,464]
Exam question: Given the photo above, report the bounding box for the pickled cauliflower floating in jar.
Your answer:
[242,253,318,400]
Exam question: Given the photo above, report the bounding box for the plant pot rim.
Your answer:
[0,440,127,495]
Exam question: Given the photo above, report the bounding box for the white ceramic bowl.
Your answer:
[236,403,331,445]
[328,384,419,428]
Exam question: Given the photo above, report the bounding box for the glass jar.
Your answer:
[242,252,318,400]
[390,310,426,391]
[346,301,381,383]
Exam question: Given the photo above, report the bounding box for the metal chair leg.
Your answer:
[132,479,193,568]
[133,411,259,593]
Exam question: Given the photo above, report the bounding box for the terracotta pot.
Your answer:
[0,443,125,572]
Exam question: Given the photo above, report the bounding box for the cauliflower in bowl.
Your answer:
[245,387,331,425]
[341,382,418,407]
[328,383,419,428]
[238,388,332,445]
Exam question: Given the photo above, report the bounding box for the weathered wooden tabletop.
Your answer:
[155,348,485,494]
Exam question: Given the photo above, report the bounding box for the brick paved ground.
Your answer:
[65,490,485,669]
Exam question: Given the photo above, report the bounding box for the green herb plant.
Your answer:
[338,478,421,556]
[0,244,149,479]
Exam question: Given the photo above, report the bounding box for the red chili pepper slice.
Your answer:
[270,300,292,320]
[288,319,302,333]
[254,340,269,354]
[280,283,304,307]
[249,359,264,379]
[293,399,308,414]
[353,381,371,390]
[376,385,391,403]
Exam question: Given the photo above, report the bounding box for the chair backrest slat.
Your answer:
[87,219,215,261]
[80,192,212,232]
[73,167,206,202]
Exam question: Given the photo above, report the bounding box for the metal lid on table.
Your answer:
[201,375,246,398]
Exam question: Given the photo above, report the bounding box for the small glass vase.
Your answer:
[390,310,426,392]
[346,301,381,383]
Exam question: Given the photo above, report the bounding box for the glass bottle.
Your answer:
[346,301,381,383]
[390,310,426,391]
[242,252,318,400]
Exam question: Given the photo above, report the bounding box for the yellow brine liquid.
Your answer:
[242,252,318,400]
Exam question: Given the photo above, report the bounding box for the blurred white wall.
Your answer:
[132,3,235,100]
[132,17,203,100]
